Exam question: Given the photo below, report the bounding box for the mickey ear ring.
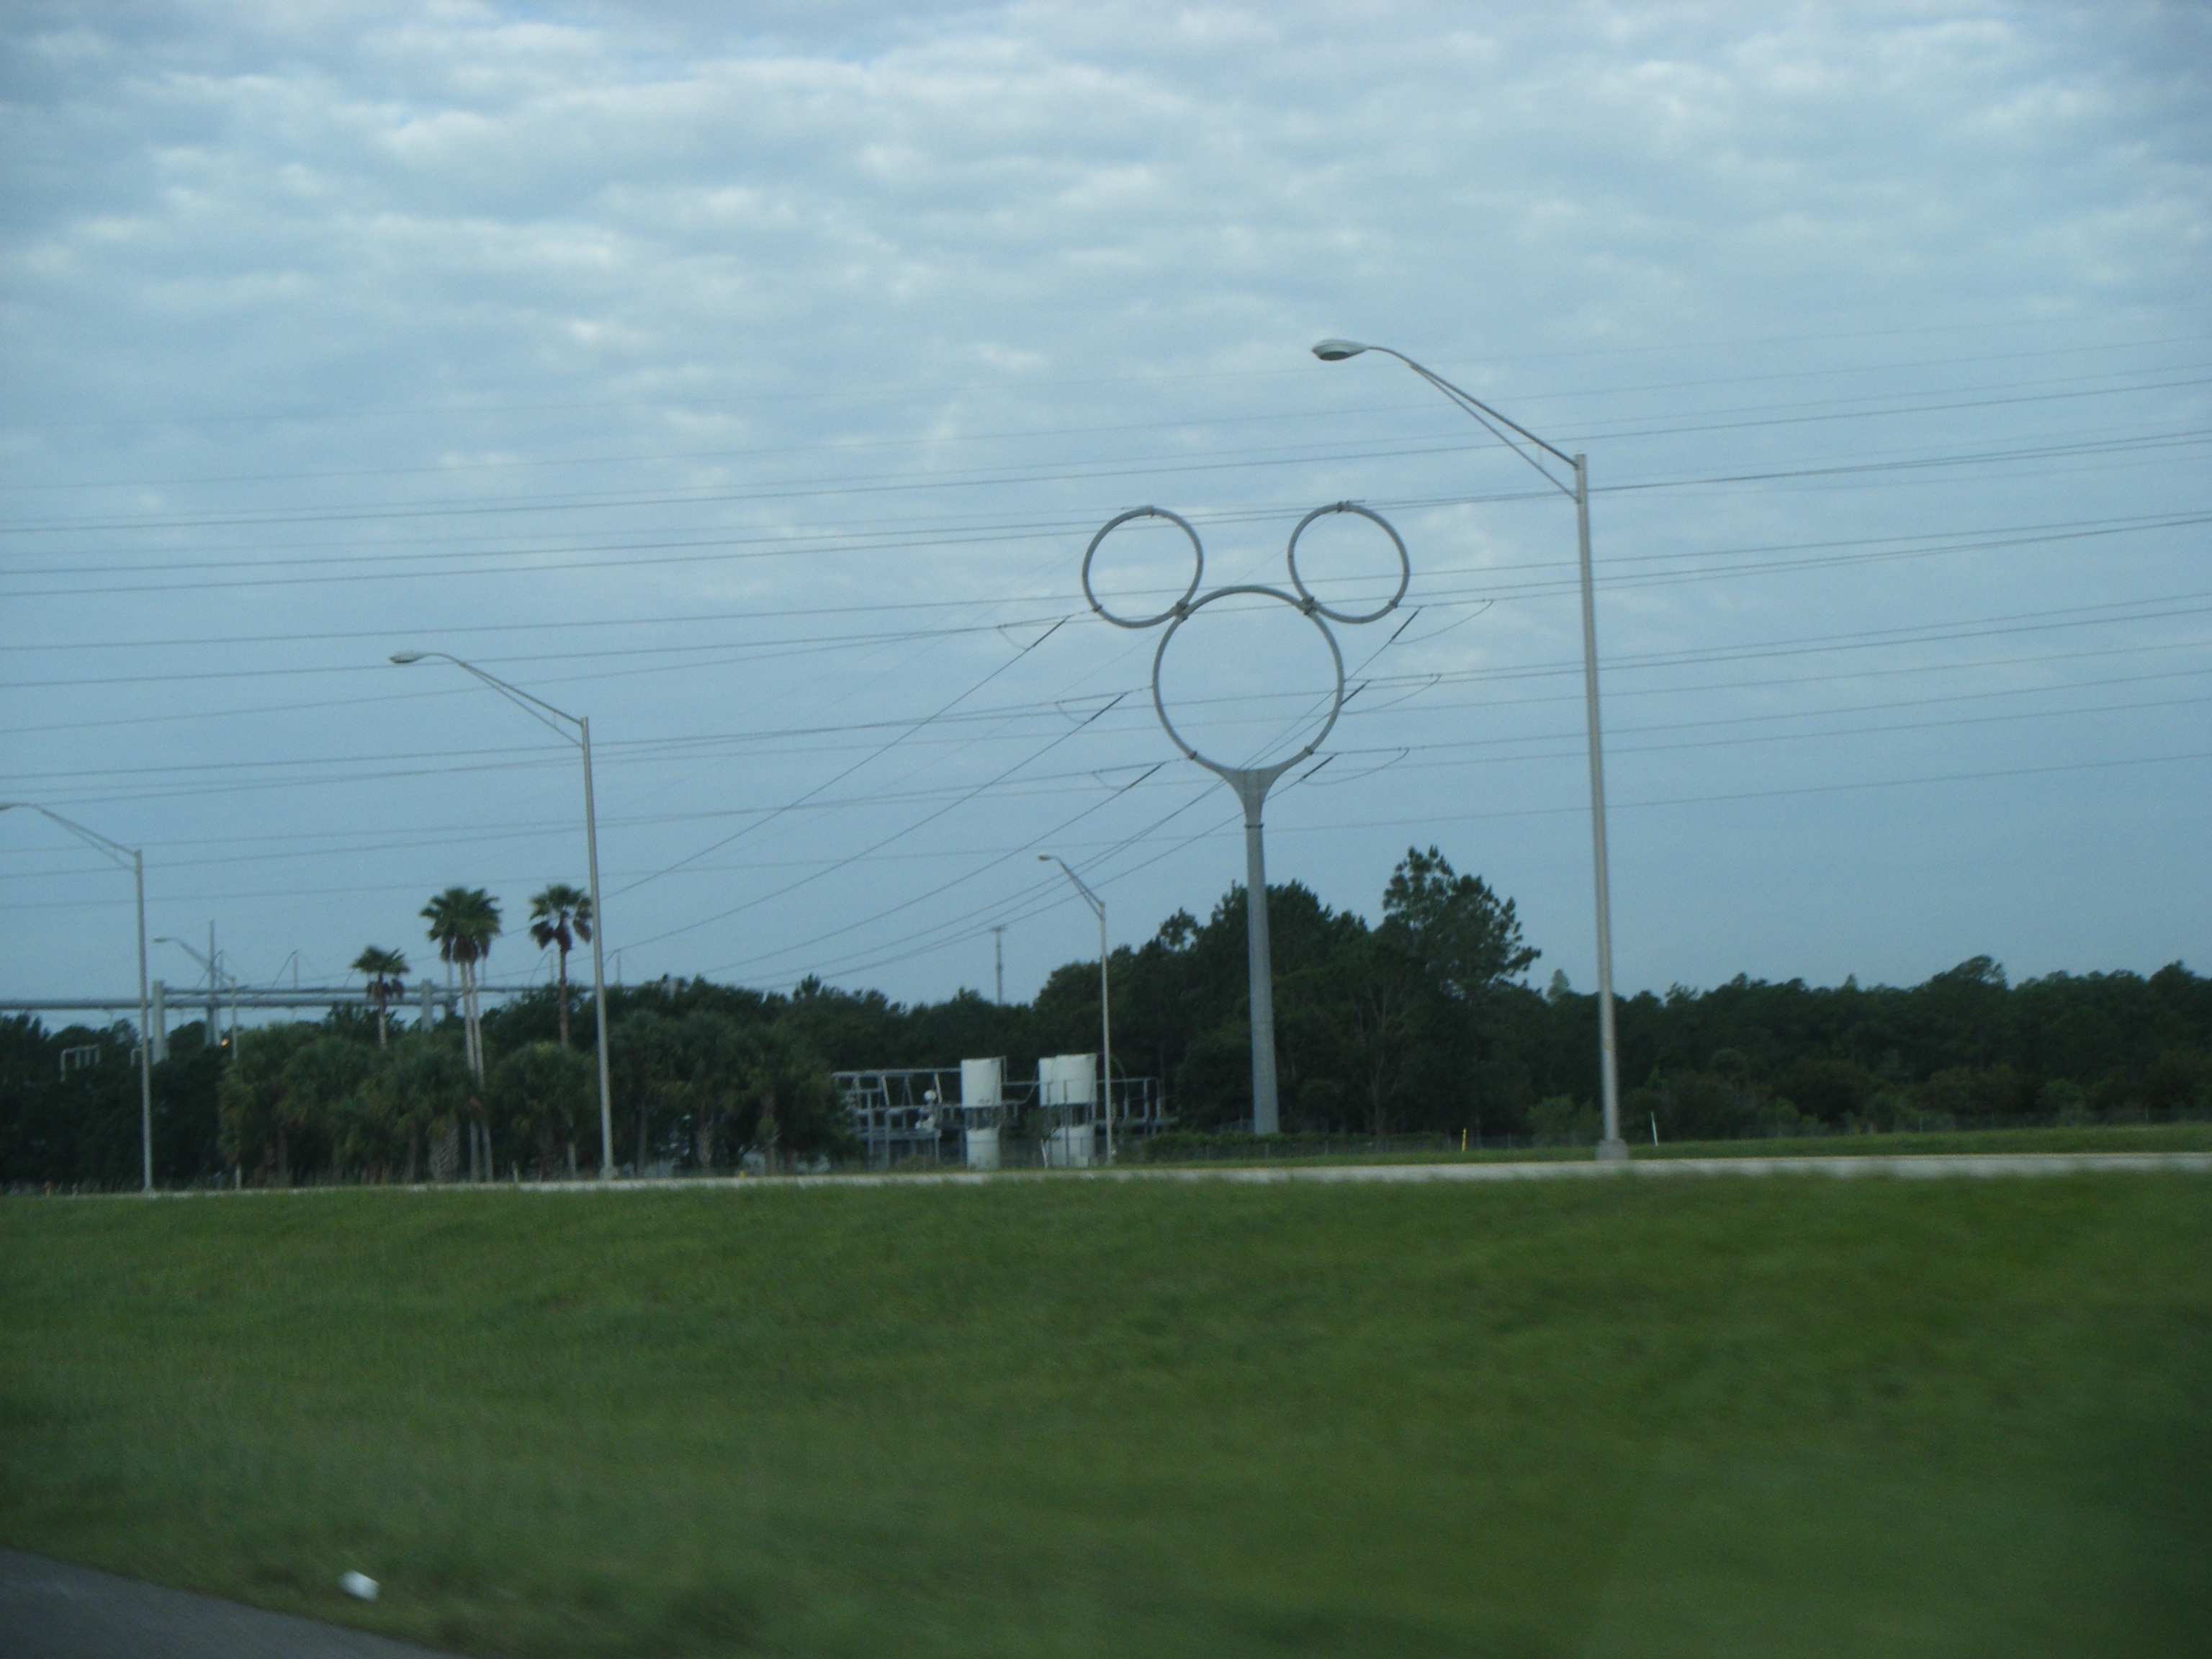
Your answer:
[1286,503,1409,625]
[1083,507,1206,629]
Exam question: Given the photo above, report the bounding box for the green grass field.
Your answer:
[4,1172,2209,1657]
[1130,1120,2212,1166]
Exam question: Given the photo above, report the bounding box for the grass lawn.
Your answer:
[4,1173,2208,1657]
[1130,1120,2212,1166]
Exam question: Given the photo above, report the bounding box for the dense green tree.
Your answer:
[4,847,2206,1187]
[219,1023,323,1183]
[734,1020,842,1166]
[492,1040,596,1175]
[280,1036,382,1181]
[1380,846,1540,1002]
[373,1031,475,1182]
[0,1016,147,1187]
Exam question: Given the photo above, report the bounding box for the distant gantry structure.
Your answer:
[0,980,464,1059]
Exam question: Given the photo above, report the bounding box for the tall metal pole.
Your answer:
[1236,775,1280,1136]
[391,652,618,1179]
[1575,458,1627,1159]
[1314,341,1626,1161]
[1082,504,1388,1146]
[580,716,616,1179]
[1097,899,1113,1163]
[2,804,156,1191]
[1040,856,1115,1160]
[134,850,153,1192]
[992,926,1005,1005]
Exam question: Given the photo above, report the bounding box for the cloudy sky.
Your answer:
[4,0,2206,1021]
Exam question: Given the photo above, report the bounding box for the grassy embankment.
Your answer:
[4,1172,2208,1657]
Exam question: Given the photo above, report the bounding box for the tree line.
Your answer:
[4,848,2207,1186]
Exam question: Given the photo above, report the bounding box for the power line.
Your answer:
[608,619,1071,900]
[6,372,2206,541]
[6,510,2204,696]
[9,692,2200,904]
[4,505,2203,656]
[12,599,2207,806]
[11,333,2200,494]
[12,638,2188,855]
[9,426,2203,603]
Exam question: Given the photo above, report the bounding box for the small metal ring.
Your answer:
[1285,502,1410,625]
[1150,585,1347,774]
[1082,507,1205,630]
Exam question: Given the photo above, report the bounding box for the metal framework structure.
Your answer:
[1082,503,1411,1135]
[832,1064,1168,1168]
[3,983,469,1064]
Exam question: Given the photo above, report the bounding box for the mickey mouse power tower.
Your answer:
[1082,503,1409,1134]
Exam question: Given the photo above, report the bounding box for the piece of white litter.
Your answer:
[341,1571,379,1601]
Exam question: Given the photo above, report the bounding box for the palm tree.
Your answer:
[527,884,593,1048]
[421,887,501,1080]
[352,945,410,1048]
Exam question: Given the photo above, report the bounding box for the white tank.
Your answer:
[961,1056,1004,1108]
[1040,1053,1097,1107]
[1043,1124,1094,1169]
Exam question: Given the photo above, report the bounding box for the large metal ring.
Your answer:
[1082,507,1205,629]
[1285,502,1410,625]
[1150,585,1347,774]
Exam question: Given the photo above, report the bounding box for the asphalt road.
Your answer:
[0,1550,452,1659]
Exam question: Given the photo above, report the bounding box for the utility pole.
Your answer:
[392,651,618,1179]
[1,803,156,1192]
[1314,339,1627,1160]
[1040,857,1114,1163]
[992,926,1005,1005]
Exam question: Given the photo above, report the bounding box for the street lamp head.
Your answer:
[389,651,426,665]
[1311,339,1369,361]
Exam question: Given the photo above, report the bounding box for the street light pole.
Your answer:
[392,652,618,1178]
[1570,454,1624,1160]
[1040,855,1112,1163]
[4,803,156,1192]
[1312,340,1627,1160]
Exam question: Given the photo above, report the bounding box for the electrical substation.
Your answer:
[832,1054,1167,1169]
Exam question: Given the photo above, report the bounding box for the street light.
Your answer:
[1039,855,1113,1164]
[3,803,155,1192]
[391,652,617,1177]
[1313,339,1628,1161]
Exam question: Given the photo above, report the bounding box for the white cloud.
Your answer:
[1,1,2206,1007]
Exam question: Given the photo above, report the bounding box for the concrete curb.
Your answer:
[105,1148,2212,1198]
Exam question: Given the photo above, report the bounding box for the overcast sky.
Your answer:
[3,0,2206,1021]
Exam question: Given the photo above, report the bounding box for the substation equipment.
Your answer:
[1080,503,1411,1135]
[833,1054,1167,1170]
